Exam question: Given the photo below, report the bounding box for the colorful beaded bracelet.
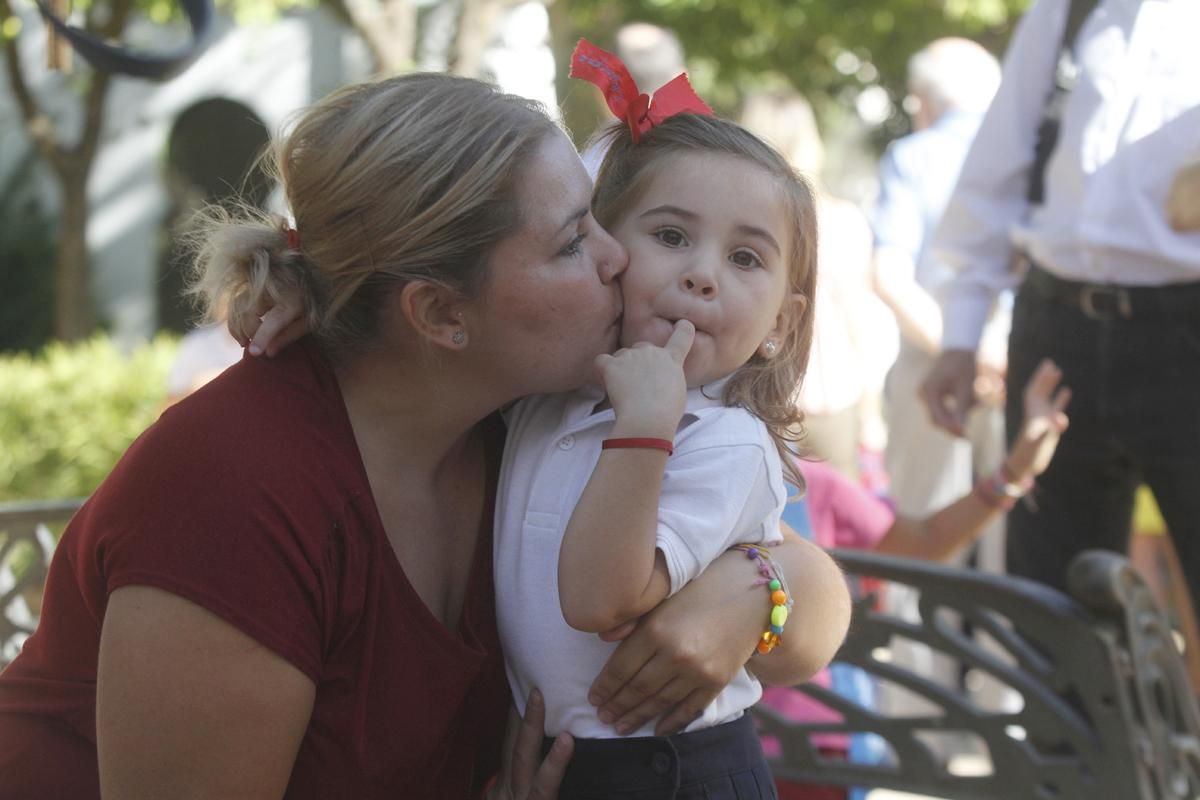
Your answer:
[731,544,793,655]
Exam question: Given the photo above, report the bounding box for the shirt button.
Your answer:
[651,752,672,775]
[557,435,575,450]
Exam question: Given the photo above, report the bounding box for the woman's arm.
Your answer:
[586,527,850,735]
[97,586,315,799]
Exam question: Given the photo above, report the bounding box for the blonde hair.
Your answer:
[591,115,818,490]
[188,73,557,355]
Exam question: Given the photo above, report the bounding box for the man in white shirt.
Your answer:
[872,37,1004,543]
[920,0,1200,604]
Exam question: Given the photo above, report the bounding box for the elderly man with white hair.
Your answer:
[872,38,1004,546]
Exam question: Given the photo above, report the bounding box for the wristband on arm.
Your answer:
[601,437,674,456]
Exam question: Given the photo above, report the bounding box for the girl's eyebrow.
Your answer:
[642,205,782,256]
[735,224,782,256]
[641,204,698,220]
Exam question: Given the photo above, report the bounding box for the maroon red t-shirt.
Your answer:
[0,339,509,798]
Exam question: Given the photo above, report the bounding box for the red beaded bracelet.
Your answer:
[601,437,674,455]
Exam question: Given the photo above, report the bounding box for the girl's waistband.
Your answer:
[541,712,770,795]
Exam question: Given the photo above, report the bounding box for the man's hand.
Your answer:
[1167,159,1200,232]
[920,349,977,437]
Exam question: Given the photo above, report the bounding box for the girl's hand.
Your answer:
[595,320,694,438]
[227,294,307,357]
[1006,358,1071,480]
[489,690,572,800]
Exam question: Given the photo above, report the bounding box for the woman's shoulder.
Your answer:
[88,341,365,559]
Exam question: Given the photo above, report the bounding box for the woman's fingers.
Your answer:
[608,676,685,735]
[653,687,712,736]
[587,638,644,709]
[525,734,572,800]
[508,690,570,800]
[509,690,545,796]
[593,655,675,733]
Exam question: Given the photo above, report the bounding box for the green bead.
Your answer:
[771,605,789,628]
[768,579,782,591]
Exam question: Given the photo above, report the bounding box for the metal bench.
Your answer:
[7,502,1200,797]
[0,499,83,666]
[752,549,1200,799]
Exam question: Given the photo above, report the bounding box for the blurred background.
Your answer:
[0,0,1030,504]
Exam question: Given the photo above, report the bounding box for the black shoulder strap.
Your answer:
[1027,0,1100,204]
[34,0,213,81]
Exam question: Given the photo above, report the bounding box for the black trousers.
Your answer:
[1005,266,1200,609]
[542,713,777,800]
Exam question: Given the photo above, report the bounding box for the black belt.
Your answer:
[1024,264,1200,320]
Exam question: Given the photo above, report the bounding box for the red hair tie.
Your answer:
[286,227,300,250]
[570,38,714,144]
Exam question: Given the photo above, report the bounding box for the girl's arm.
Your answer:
[97,586,315,799]
[586,527,850,735]
[875,358,1070,561]
[558,322,694,633]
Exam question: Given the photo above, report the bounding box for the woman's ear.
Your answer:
[397,281,470,350]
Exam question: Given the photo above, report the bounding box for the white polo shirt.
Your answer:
[495,381,787,738]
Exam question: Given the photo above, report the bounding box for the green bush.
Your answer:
[0,335,178,503]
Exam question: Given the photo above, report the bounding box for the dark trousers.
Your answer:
[542,713,777,800]
[1005,266,1200,608]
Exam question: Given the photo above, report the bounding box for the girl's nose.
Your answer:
[681,263,718,298]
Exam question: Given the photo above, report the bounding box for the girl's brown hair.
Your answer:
[187,73,557,356]
[591,115,818,490]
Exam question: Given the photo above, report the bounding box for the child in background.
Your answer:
[493,41,817,798]
[767,358,1071,800]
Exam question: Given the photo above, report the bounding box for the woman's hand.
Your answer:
[1006,358,1071,480]
[227,293,307,357]
[587,532,849,736]
[489,689,573,800]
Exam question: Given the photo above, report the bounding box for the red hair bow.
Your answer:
[570,38,714,144]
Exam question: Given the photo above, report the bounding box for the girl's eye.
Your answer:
[731,249,764,270]
[560,233,586,258]
[654,228,686,247]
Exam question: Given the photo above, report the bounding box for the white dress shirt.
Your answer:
[495,382,786,738]
[935,0,1200,350]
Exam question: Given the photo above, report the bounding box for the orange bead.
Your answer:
[757,640,772,654]
[771,590,787,606]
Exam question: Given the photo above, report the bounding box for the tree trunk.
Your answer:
[54,169,92,341]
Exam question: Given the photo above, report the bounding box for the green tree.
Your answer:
[557,0,1032,144]
[0,0,139,342]
[0,0,521,345]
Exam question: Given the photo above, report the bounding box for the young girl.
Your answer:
[492,41,817,797]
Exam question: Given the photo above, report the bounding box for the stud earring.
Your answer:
[452,330,467,346]
[763,340,778,357]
